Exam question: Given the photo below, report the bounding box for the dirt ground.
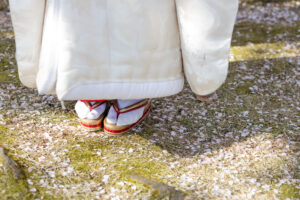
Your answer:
[0,0,299,199]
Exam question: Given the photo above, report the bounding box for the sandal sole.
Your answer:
[80,121,103,132]
[79,104,108,132]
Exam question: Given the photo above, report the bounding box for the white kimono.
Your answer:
[9,0,239,100]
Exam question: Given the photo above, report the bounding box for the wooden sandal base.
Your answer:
[103,103,151,136]
[79,102,108,132]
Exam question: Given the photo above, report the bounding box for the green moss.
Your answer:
[0,125,26,148]
[0,30,19,85]
[0,124,10,145]
[0,151,38,199]
[66,140,111,173]
[65,142,171,198]
[0,171,32,200]
[0,71,13,82]
[0,160,66,200]
[0,58,11,70]
[240,0,293,5]
[67,148,95,173]
[0,30,14,39]
[278,184,300,199]
[0,124,8,133]
[25,170,68,200]
[116,158,173,198]
[231,42,297,62]
[236,84,252,95]
[116,157,169,180]
[65,136,172,195]
[233,21,300,46]
[231,21,299,62]
[0,38,15,55]
[0,141,66,200]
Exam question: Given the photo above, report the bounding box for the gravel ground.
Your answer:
[0,1,299,200]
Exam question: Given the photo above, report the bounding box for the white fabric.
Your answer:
[9,0,239,99]
[60,78,184,100]
[9,0,46,88]
[75,101,107,120]
[106,99,145,126]
[37,0,61,94]
[176,0,239,95]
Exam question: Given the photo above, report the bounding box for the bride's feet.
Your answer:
[75,100,108,131]
[103,99,151,135]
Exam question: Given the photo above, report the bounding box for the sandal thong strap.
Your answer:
[112,99,150,117]
[81,100,107,112]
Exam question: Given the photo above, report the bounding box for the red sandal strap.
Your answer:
[112,99,150,117]
[92,101,106,109]
[81,100,107,112]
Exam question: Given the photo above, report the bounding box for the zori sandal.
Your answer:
[75,100,108,131]
[103,99,151,136]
